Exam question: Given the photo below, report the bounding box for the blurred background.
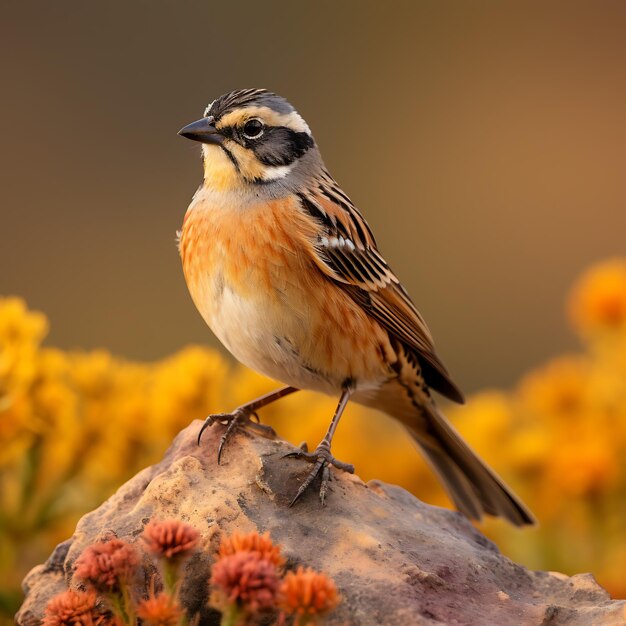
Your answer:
[2,0,626,620]
[3,0,626,390]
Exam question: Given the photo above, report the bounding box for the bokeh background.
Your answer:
[2,1,626,620]
[3,0,626,390]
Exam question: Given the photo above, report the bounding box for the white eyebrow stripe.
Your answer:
[260,163,296,181]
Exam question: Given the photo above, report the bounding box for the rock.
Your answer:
[17,420,626,625]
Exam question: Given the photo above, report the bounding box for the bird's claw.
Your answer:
[287,441,354,507]
[197,407,276,464]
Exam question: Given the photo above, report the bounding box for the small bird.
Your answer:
[178,89,534,525]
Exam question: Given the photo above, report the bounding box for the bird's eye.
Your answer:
[243,119,264,139]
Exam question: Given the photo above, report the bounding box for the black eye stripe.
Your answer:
[252,127,314,166]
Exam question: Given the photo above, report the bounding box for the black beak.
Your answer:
[178,116,223,144]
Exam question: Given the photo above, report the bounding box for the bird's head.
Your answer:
[179,89,319,191]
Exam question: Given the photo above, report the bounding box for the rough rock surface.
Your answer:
[17,420,626,625]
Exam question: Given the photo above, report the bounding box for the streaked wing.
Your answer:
[298,171,464,404]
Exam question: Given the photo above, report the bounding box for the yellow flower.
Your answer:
[71,349,118,400]
[506,427,550,474]
[0,297,48,351]
[517,356,590,420]
[150,346,228,440]
[0,298,48,426]
[448,391,514,451]
[546,432,619,498]
[568,258,626,338]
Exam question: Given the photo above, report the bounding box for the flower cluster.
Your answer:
[445,258,626,597]
[42,589,104,626]
[279,566,339,621]
[75,539,139,592]
[218,530,285,567]
[143,519,200,561]
[46,520,199,626]
[210,550,280,617]
[209,530,339,625]
[43,525,339,626]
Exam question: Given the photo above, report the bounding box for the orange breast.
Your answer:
[180,195,319,317]
[179,192,395,390]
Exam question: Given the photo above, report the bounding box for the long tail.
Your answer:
[408,403,535,526]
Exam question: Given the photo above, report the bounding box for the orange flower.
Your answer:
[568,258,626,336]
[74,539,139,592]
[210,551,279,613]
[142,519,199,560]
[517,356,590,418]
[218,530,284,567]
[43,589,104,626]
[279,566,339,619]
[136,592,183,626]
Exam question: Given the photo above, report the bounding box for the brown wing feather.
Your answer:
[299,177,465,404]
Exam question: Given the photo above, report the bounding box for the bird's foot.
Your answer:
[285,440,354,506]
[197,407,276,464]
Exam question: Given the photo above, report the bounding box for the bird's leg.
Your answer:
[198,386,299,463]
[286,387,354,506]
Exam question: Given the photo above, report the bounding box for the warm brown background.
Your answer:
[2,1,625,393]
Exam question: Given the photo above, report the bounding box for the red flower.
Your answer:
[43,589,105,626]
[210,551,279,613]
[218,530,284,567]
[136,591,183,626]
[279,566,340,618]
[74,539,138,592]
[142,519,199,560]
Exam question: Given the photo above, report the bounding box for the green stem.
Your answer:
[220,604,244,626]
[162,559,180,596]
[121,584,136,625]
[18,437,43,519]
[108,592,130,625]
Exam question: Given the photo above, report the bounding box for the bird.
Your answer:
[177,88,535,526]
